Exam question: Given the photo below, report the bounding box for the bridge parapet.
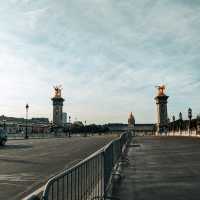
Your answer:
[165,115,200,136]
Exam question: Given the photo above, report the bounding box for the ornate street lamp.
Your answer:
[179,112,183,120]
[3,119,6,131]
[172,115,176,135]
[188,108,192,119]
[197,114,200,135]
[25,104,29,139]
[167,118,170,136]
[179,112,183,135]
[84,120,87,137]
[188,108,192,135]
[68,115,71,137]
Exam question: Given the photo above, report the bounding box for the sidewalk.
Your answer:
[111,136,200,200]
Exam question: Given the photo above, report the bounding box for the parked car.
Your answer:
[0,128,7,146]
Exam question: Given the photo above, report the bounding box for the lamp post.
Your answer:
[84,120,87,137]
[25,104,29,139]
[167,118,170,136]
[172,115,175,136]
[188,108,192,136]
[3,119,6,130]
[179,112,183,135]
[68,116,71,137]
[197,114,200,135]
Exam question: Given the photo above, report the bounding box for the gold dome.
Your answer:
[128,112,135,125]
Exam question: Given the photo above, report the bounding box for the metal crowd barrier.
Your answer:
[40,132,131,200]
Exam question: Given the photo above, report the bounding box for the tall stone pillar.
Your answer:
[155,85,169,135]
[51,86,65,128]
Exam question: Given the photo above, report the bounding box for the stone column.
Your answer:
[155,86,169,135]
[52,97,64,127]
[51,86,65,128]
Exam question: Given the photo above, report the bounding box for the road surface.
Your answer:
[0,135,116,200]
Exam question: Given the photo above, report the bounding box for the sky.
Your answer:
[0,0,199,124]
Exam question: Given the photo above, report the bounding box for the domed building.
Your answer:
[128,112,135,128]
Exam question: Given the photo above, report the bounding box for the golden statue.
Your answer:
[54,85,62,97]
[156,85,166,96]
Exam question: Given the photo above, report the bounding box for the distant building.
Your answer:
[106,123,128,132]
[106,122,156,135]
[31,118,49,124]
[73,121,84,127]
[0,115,26,123]
[133,124,156,136]
[0,115,49,124]
[0,115,50,134]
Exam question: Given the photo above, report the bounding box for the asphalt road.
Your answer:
[0,135,116,200]
[113,136,200,200]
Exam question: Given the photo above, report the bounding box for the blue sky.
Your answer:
[0,0,199,124]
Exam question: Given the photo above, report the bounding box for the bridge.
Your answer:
[112,135,200,200]
[1,133,200,200]
[1,86,199,200]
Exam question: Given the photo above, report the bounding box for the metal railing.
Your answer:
[167,117,200,135]
[41,132,131,200]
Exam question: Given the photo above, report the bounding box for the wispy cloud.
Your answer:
[0,0,199,123]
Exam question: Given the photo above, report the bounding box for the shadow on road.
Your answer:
[0,144,33,150]
[0,157,40,164]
